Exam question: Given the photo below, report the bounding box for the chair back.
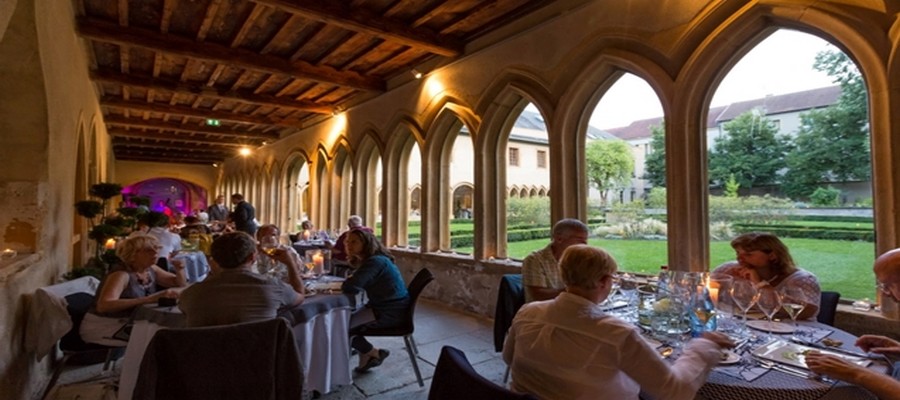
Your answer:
[133,318,303,400]
[817,291,841,326]
[428,346,537,400]
[404,268,434,332]
[494,274,525,352]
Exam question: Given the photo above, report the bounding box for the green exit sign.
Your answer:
[206,119,221,126]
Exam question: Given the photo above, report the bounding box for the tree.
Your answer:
[708,111,790,190]
[643,121,666,187]
[782,50,870,199]
[585,139,634,206]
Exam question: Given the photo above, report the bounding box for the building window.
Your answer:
[509,147,520,166]
[536,150,546,168]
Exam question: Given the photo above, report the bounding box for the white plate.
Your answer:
[751,339,871,370]
[746,320,794,334]
[719,351,741,365]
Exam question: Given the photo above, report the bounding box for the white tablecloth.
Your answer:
[117,293,355,400]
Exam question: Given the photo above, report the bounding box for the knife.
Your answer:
[790,337,872,359]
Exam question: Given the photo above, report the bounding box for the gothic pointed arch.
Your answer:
[383,115,425,247]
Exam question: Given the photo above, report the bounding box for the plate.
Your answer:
[304,289,318,297]
[719,351,741,365]
[746,320,794,334]
[751,339,871,370]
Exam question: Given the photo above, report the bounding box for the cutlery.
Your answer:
[789,337,874,359]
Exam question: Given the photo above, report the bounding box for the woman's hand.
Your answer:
[856,335,900,356]
[150,288,180,303]
[805,352,864,382]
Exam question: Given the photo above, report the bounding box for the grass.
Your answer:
[456,237,876,301]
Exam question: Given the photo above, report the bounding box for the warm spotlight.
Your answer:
[239,147,252,156]
[411,69,423,79]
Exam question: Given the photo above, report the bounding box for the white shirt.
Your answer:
[144,227,182,259]
[503,292,721,400]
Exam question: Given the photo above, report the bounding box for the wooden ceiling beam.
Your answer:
[252,0,463,57]
[77,17,385,92]
[114,148,227,160]
[100,96,297,128]
[115,153,225,165]
[91,69,334,114]
[104,115,279,140]
[112,139,237,153]
[108,128,265,147]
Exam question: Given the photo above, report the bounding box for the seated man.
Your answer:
[806,248,900,400]
[178,232,305,327]
[504,244,733,400]
[522,218,589,303]
[329,215,373,276]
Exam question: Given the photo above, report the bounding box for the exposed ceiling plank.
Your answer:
[77,17,386,92]
[100,96,298,128]
[104,115,279,140]
[115,152,227,164]
[252,0,463,57]
[108,128,265,147]
[113,142,236,156]
[91,70,334,114]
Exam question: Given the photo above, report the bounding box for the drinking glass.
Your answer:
[756,286,782,335]
[730,280,759,336]
[259,235,279,256]
[779,286,808,335]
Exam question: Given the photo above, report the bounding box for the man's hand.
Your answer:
[856,335,900,356]
[806,352,865,382]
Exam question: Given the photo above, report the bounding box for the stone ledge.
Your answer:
[834,304,900,341]
[0,252,42,282]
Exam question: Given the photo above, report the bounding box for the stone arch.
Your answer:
[474,70,555,258]
[382,115,425,247]
[280,150,311,231]
[353,131,384,233]
[329,143,353,230]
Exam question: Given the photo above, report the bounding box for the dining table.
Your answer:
[602,296,890,400]
[116,276,360,400]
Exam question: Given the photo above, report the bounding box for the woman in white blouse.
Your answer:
[503,245,733,400]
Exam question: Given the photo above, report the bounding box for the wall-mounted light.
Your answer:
[239,147,251,157]
[212,163,218,168]
[411,69,423,79]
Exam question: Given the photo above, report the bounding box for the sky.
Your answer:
[590,30,840,130]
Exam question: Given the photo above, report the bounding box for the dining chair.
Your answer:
[428,346,537,400]
[817,291,841,326]
[358,268,434,387]
[493,274,525,383]
[133,318,303,400]
[36,277,125,400]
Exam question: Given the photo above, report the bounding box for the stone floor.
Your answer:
[48,299,506,400]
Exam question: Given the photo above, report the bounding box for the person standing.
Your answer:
[522,218,589,303]
[230,193,257,237]
[208,195,229,225]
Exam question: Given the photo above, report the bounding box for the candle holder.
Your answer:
[305,249,331,276]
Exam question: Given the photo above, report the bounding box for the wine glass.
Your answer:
[779,286,808,336]
[755,286,782,335]
[730,280,759,337]
[259,235,280,256]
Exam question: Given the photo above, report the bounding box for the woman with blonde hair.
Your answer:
[504,245,733,400]
[80,234,187,345]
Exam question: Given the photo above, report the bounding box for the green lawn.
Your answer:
[457,237,876,300]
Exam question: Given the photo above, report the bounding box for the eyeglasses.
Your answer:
[876,281,890,293]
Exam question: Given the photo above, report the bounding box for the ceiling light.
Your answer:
[411,69,423,79]
[239,147,251,156]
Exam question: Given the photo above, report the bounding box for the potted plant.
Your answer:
[72,183,148,276]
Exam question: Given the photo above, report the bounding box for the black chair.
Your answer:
[817,291,841,326]
[42,291,124,400]
[133,318,303,400]
[359,268,434,387]
[428,346,537,400]
[493,274,525,383]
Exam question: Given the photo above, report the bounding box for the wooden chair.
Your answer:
[428,346,537,400]
[357,268,434,387]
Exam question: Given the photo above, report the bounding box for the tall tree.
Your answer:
[643,121,666,187]
[585,139,634,205]
[782,50,870,199]
[708,111,790,190]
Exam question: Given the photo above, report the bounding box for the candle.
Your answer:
[104,238,117,250]
[313,253,324,271]
[708,287,720,306]
[1,248,16,259]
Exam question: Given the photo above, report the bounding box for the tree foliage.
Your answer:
[643,121,666,187]
[708,111,790,190]
[585,139,634,205]
[782,50,870,199]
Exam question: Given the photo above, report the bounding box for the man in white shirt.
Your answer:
[504,245,733,400]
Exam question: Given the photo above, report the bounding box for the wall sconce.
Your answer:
[411,69,423,79]
[239,147,252,157]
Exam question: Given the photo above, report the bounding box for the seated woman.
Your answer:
[80,235,188,346]
[503,244,733,400]
[341,229,410,373]
[713,232,821,320]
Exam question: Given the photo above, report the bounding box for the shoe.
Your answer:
[378,349,390,362]
[353,349,390,373]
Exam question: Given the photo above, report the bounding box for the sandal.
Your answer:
[353,349,391,373]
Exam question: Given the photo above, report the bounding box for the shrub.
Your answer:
[507,196,551,227]
[595,218,667,239]
[708,194,793,224]
[646,187,666,209]
[810,186,842,207]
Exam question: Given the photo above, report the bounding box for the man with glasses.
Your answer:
[806,248,900,399]
[522,218,589,303]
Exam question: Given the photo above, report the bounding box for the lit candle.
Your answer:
[708,287,720,306]
[1,248,16,259]
[313,253,324,271]
[104,238,117,250]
